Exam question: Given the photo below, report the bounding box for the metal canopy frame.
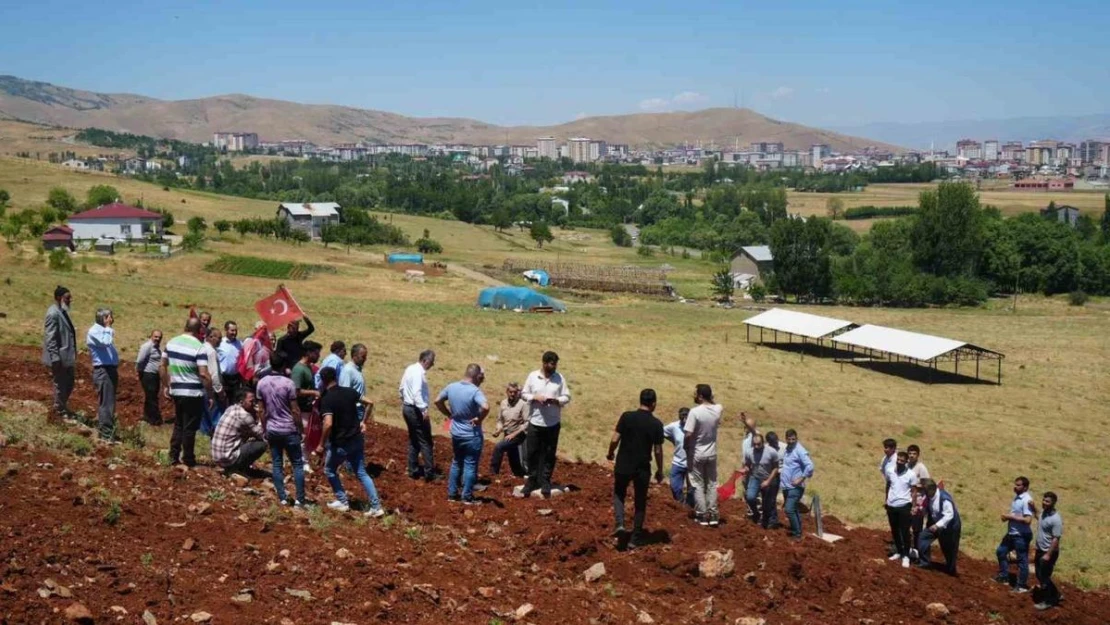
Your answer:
[829,341,1004,385]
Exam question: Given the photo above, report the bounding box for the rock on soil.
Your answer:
[583,562,606,582]
[64,602,94,624]
[926,602,950,619]
[735,618,766,625]
[141,610,158,625]
[190,612,213,623]
[514,603,535,620]
[637,610,655,623]
[699,550,735,578]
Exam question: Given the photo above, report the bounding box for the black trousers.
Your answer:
[140,371,162,424]
[613,469,650,533]
[1035,549,1060,605]
[911,512,925,553]
[227,440,268,472]
[886,503,913,557]
[490,434,525,476]
[222,374,242,404]
[402,404,435,477]
[524,422,561,493]
[918,524,961,575]
[169,396,204,466]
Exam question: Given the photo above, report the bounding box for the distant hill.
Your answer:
[0,75,899,152]
[832,114,1110,151]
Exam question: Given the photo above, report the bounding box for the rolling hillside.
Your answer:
[0,75,900,151]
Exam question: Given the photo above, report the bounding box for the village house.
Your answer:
[66,203,164,242]
[730,245,774,288]
[41,225,75,251]
[276,202,341,240]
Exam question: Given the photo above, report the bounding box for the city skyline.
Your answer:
[2,0,1108,129]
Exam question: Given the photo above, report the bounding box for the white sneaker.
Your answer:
[364,507,385,518]
[901,557,910,569]
[303,464,315,475]
[327,500,350,512]
[888,554,901,561]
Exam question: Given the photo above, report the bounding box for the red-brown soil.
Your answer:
[1,345,1107,625]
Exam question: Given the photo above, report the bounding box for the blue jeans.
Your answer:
[199,395,223,437]
[783,485,805,537]
[997,533,1032,587]
[449,435,483,500]
[669,465,694,506]
[268,431,306,503]
[323,435,381,510]
[745,475,780,527]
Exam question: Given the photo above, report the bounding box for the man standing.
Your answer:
[995,476,1036,592]
[292,341,322,467]
[780,429,815,540]
[199,328,225,436]
[885,450,920,568]
[683,384,722,527]
[662,408,692,505]
[917,479,961,576]
[434,364,489,504]
[490,382,529,478]
[606,389,664,548]
[316,340,347,390]
[218,321,243,401]
[521,351,570,498]
[275,316,315,372]
[907,444,931,559]
[258,351,306,506]
[743,434,780,528]
[135,330,164,425]
[210,388,267,476]
[339,343,370,422]
[399,350,437,480]
[1034,492,1063,611]
[317,368,385,517]
[86,307,119,442]
[879,438,897,494]
[162,318,212,468]
[43,286,77,422]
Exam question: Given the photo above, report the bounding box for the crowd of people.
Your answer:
[39,285,1065,611]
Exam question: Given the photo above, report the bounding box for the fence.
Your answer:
[502,258,674,296]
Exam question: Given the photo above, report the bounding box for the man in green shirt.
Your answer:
[292,341,322,469]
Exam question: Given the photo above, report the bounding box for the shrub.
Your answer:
[636,245,655,257]
[610,224,633,247]
[711,266,734,302]
[842,205,918,220]
[1069,290,1089,306]
[416,238,443,254]
[48,248,73,271]
[748,282,767,302]
[180,232,205,252]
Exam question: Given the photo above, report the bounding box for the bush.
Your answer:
[636,245,655,257]
[1069,290,1089,306]
[748,282,767,302]
[180,231,205,252]
[610,224,633,247]
[47,248,73,271]
[416,238,443,254]
[842,205,918,220]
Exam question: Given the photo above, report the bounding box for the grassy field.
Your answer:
[0,120,133,160]
[2,159,1109,585]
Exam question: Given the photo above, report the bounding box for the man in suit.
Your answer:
[917,479,962,576]
[42,285,77,421]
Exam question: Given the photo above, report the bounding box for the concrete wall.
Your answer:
[69,218,161,241]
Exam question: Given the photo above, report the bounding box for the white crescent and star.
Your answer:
[270,299,289,316]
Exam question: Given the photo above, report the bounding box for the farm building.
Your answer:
[276,202,340,240]
[1041,204,1081,227]
[41,225,75,251]
[67,203,163,242]
[730,245,774,287]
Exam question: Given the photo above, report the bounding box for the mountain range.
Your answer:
[0,75,898,152]
[832,114,1110,151]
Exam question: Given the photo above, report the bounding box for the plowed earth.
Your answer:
[1,346,1107,625]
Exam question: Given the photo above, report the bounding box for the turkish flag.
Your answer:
[254,286,304,330]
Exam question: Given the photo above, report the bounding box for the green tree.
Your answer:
[85,184,120,208]
[711,266,734,302]
[0,188,10,207]
[213,220,231,234]
[610,224,633,247]
[186,216,208,234]
[48,248,73,271]
[768,217,835,302]
[180,231,204,252]
[911,182,985,277]
[491,205,512,232]
[1101,194,1110,241]
[530,221,554,248]
[826,197,844,220]
[47,187,78,215]
[234,219,252,237]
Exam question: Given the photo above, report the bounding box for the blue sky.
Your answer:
[3,0,1108,127]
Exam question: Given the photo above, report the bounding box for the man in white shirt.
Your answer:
[520,351,570,498]
[683,384,722,527]
[662,408,693,506]
[917,479,961,575]
[885,450,920,568]
[199,329,225,437]
[399,350,437,481]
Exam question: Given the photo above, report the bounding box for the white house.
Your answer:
[61,159,89,170]
[276,202,341,239]
[67,203,164,241]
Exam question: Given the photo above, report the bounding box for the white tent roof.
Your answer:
[279,202,340,217]
[742,308,856,340]
[831,324,996,361]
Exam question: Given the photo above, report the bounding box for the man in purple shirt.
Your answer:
[257,350,305,506]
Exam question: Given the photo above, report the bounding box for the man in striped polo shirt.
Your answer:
[161,318,212,468]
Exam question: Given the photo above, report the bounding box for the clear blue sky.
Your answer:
[3,0,1108,127]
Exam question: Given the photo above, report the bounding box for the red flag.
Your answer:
[188,305,198,319]
[236,324,272,382]
[254,286,304,330]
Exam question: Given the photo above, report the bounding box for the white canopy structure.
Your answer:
[832,324,1004,384]
[743,308,856,340]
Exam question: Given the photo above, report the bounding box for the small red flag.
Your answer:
[188,305,198,319]
[254,286,304,330]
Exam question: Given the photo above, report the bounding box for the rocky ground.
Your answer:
[1,345,1107,625]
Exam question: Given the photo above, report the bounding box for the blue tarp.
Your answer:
[387,253,424,264]
[477,286,566,312]
[523,269,550,287]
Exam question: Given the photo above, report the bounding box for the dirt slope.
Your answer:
[1,345,1106,625]
[0,75,901,152]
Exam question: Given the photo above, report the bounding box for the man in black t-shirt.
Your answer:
[316,367,385,517]
[606,388,665,548]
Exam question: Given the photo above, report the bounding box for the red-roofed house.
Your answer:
[41,225,75,251]
[67,203,164,241]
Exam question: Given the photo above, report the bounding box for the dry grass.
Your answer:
[0,120,131,160]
